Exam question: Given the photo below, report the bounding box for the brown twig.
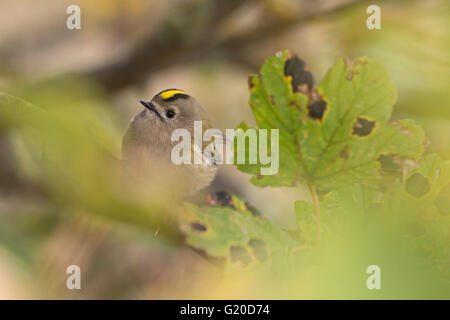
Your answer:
[84,0,367,92]
[86,0,246,92]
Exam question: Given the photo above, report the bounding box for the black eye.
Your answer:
[166,109,176,118]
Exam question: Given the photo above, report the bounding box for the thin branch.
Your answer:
[84,0,367,92]
[86,0,246,92]
[225,0,367,48]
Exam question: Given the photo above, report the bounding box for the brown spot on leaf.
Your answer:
[340,148,349,159]
[309,88,321,103]
[297,83,309,95]
[284,56,314,92]
[230,246,252,266]
[190,222,207,232]
[405,173,431,198]
[344,57,366,81]
[344,57,352,69]
[308,101,327,120]
[353,117,376,137]
[248,239,268,261]
[389,121,412,136]
[346,69,360,81]
[269,95,276,106]
[247,76,255,89]
[307,88,327,118]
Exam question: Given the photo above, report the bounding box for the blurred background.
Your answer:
[0,0,449,299]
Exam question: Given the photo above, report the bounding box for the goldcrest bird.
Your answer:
[121,89,218,198]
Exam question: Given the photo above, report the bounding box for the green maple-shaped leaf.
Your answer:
[238,51,426,190]
[178,201,297,267]
[227,51,427,249]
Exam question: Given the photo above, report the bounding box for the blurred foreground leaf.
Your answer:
[295,183,379,244]
[0,90,179,242]
[294,154,450,286]
[178,201,297,267]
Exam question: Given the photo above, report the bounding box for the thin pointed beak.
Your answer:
[140,100,165,121]
[140,100,152,110]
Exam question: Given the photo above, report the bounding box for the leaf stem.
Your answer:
[309,184,321,246]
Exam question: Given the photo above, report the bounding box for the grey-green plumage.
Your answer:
[122,89,218,197]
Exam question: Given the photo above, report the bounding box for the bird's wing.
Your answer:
[193,142,218,166]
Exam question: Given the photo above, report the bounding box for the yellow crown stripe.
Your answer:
[159,89,187,100]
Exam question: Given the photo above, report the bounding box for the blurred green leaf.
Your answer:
[0,92,41,127]
[0,90,178,241]
[178,201,297,267]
